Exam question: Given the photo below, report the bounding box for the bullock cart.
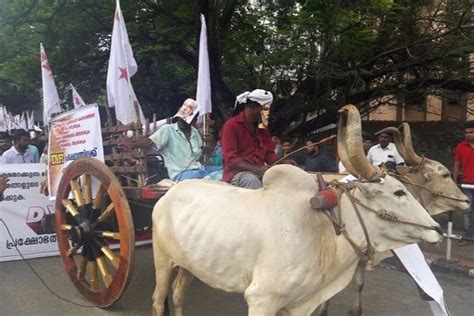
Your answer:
[53,120,170,307]
[51,119,335,309]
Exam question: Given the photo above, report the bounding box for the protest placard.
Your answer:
[48,105,104,200]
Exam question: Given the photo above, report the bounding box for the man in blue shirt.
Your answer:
[118,99,219,181]
[303,136,335,172]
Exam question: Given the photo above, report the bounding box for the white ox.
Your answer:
[380,123,469,215]
[151,105,442,316]
[316,123,470,316]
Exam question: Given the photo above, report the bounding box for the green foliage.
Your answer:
[0,0,473,129]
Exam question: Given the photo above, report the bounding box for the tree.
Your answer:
[0,0,473,135]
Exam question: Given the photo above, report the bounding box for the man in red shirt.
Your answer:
[221,89,277,189]
[453,121,474,245]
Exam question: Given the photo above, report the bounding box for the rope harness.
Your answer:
[389,171,468,203]
[317,177,440,265]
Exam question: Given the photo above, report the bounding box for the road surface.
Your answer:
[1,245,473,315]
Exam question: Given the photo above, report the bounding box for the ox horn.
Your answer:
[337,112,360,177]
[399,122,423,165]
[376,127,408,161]
[339,105,383,181]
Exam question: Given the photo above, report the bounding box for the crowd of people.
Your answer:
[0,89,473,245]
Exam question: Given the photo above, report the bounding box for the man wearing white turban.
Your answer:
[221,89,276,189]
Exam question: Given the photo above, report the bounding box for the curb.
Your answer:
[381,256,474,278]
[428,258,474,278]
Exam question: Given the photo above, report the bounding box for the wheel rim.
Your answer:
[54,158,135,307]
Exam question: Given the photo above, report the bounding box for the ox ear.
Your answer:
[396,165,410,176]
[355,182,383,198]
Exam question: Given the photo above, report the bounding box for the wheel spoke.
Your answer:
[61,224,72,231]
[99,231,120,240]
[93,185,107,210]
[96,257,113,287]
[77,256,88,280]
[82,174,92,205]
[89,261,99,291]
[98,203,115,222]
[66,243,81,257]
[100,245,120,269]
[62,199,79,217]
[70,179,84,206]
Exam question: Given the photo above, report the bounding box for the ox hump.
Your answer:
[262,165,317,193]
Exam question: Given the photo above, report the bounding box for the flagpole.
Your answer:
[115,0,145,185]
[69,83,74,109]
[196,13,213,164]
[116,0,138,126]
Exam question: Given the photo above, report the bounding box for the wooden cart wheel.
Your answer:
[54,158,135,307]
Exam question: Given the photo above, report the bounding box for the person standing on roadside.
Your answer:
[303,137,335,172]
[0,132,11,156]
[367,131,405,171]
[453,121,474,246]
[0,129,35,164]
[362,132,374,155]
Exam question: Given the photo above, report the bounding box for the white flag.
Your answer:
[8,112,14,131]
[0,107,6,132]
[106,0,145,125]
[6,111,12,131]
[196,14,212,117]
[20,112,27,130]
[71,84,87,109]
[27,110,35,130]
[12,114,22,130]
[41,43,62,125]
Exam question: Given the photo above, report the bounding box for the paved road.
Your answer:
[1,245,473,315]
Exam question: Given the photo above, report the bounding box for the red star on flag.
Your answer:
[118,67,128,81]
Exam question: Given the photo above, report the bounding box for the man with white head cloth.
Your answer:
[221,89,277,189]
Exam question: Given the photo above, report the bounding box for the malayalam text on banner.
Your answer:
[48,105,104,200]
[0,163,58,262]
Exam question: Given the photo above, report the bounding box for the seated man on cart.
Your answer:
[221,89,278,189]
[118,99,220,181]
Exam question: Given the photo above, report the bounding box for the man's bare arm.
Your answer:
[0,175,9,195]
[118,135,154,151]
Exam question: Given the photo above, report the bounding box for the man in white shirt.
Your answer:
[367,131,405,168]
[0,129,35,164]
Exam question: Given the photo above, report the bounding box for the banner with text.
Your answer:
[48,105,104,200]
[0,164,59,262]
